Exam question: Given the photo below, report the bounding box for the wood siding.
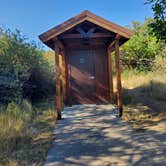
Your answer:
[66,45,109,105]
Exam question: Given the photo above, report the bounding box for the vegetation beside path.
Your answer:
[0,29,56,166]
[0,0,165,164]
[121,62,166,130]
[0,99,56,166]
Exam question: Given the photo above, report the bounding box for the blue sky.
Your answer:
[0,0,153,50]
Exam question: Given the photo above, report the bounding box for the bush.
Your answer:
[120,19,164,71]
[0,28,55,104]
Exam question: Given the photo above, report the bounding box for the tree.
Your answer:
[146,0,166,42]
[120,19,163,71]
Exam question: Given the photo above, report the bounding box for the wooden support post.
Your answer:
[107,48,114,103]
[61,50,67,105]
[55,46,61,120]
[115,38,123,117]
[66,53,72,106]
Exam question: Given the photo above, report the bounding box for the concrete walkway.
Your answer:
[45,105,166,166]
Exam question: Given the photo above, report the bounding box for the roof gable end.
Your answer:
[39,10,133,43]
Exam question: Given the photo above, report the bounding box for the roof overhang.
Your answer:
[39,10,133,49]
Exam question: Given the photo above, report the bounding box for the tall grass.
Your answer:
[0,100,32,163]
[121,57,166,128]
[0,99,56,166]
[121,56,166,90]
[121,69,166,101]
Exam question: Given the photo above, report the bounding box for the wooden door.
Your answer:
[70,49,96,104]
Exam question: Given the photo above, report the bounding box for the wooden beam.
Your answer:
[108,34,121,51]
[61,50,67,105]
[65,52,71,106]
[76,27,96,39]
[107,48,114,103]
[61,33,113,39]
[39,10,133,44]
[54,38,64,50]
[115,34,121,40]
[55,45,61,120]
[67,54,72,106]
[115,38,123,117]
[108,41,115,52]
[54,38,67,106]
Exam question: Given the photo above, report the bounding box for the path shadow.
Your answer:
[45,105,166,166]
[122,80,166,123]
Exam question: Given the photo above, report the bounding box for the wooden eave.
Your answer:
[39,10,133,48]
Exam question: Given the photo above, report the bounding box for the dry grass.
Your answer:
[122,70,166,90]
[0,100,56,166]
[120,57,166,129]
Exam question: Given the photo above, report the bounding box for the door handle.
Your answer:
[89,76,95,80]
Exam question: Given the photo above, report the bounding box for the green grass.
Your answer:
[0,99,56,166]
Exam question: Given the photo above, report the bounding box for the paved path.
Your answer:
[45,105,166,166]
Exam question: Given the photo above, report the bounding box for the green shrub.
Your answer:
[0,68,23,104]
[0,28,55,104]
[120,19,164,71]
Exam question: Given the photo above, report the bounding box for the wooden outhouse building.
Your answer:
[39,10,133,119]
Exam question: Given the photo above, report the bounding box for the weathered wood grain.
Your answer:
[115,39,123,117]
[55,45,61,120]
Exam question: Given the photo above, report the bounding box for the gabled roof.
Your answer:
[39,10,133,45]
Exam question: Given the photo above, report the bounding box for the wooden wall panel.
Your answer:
[94,47,109,103]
